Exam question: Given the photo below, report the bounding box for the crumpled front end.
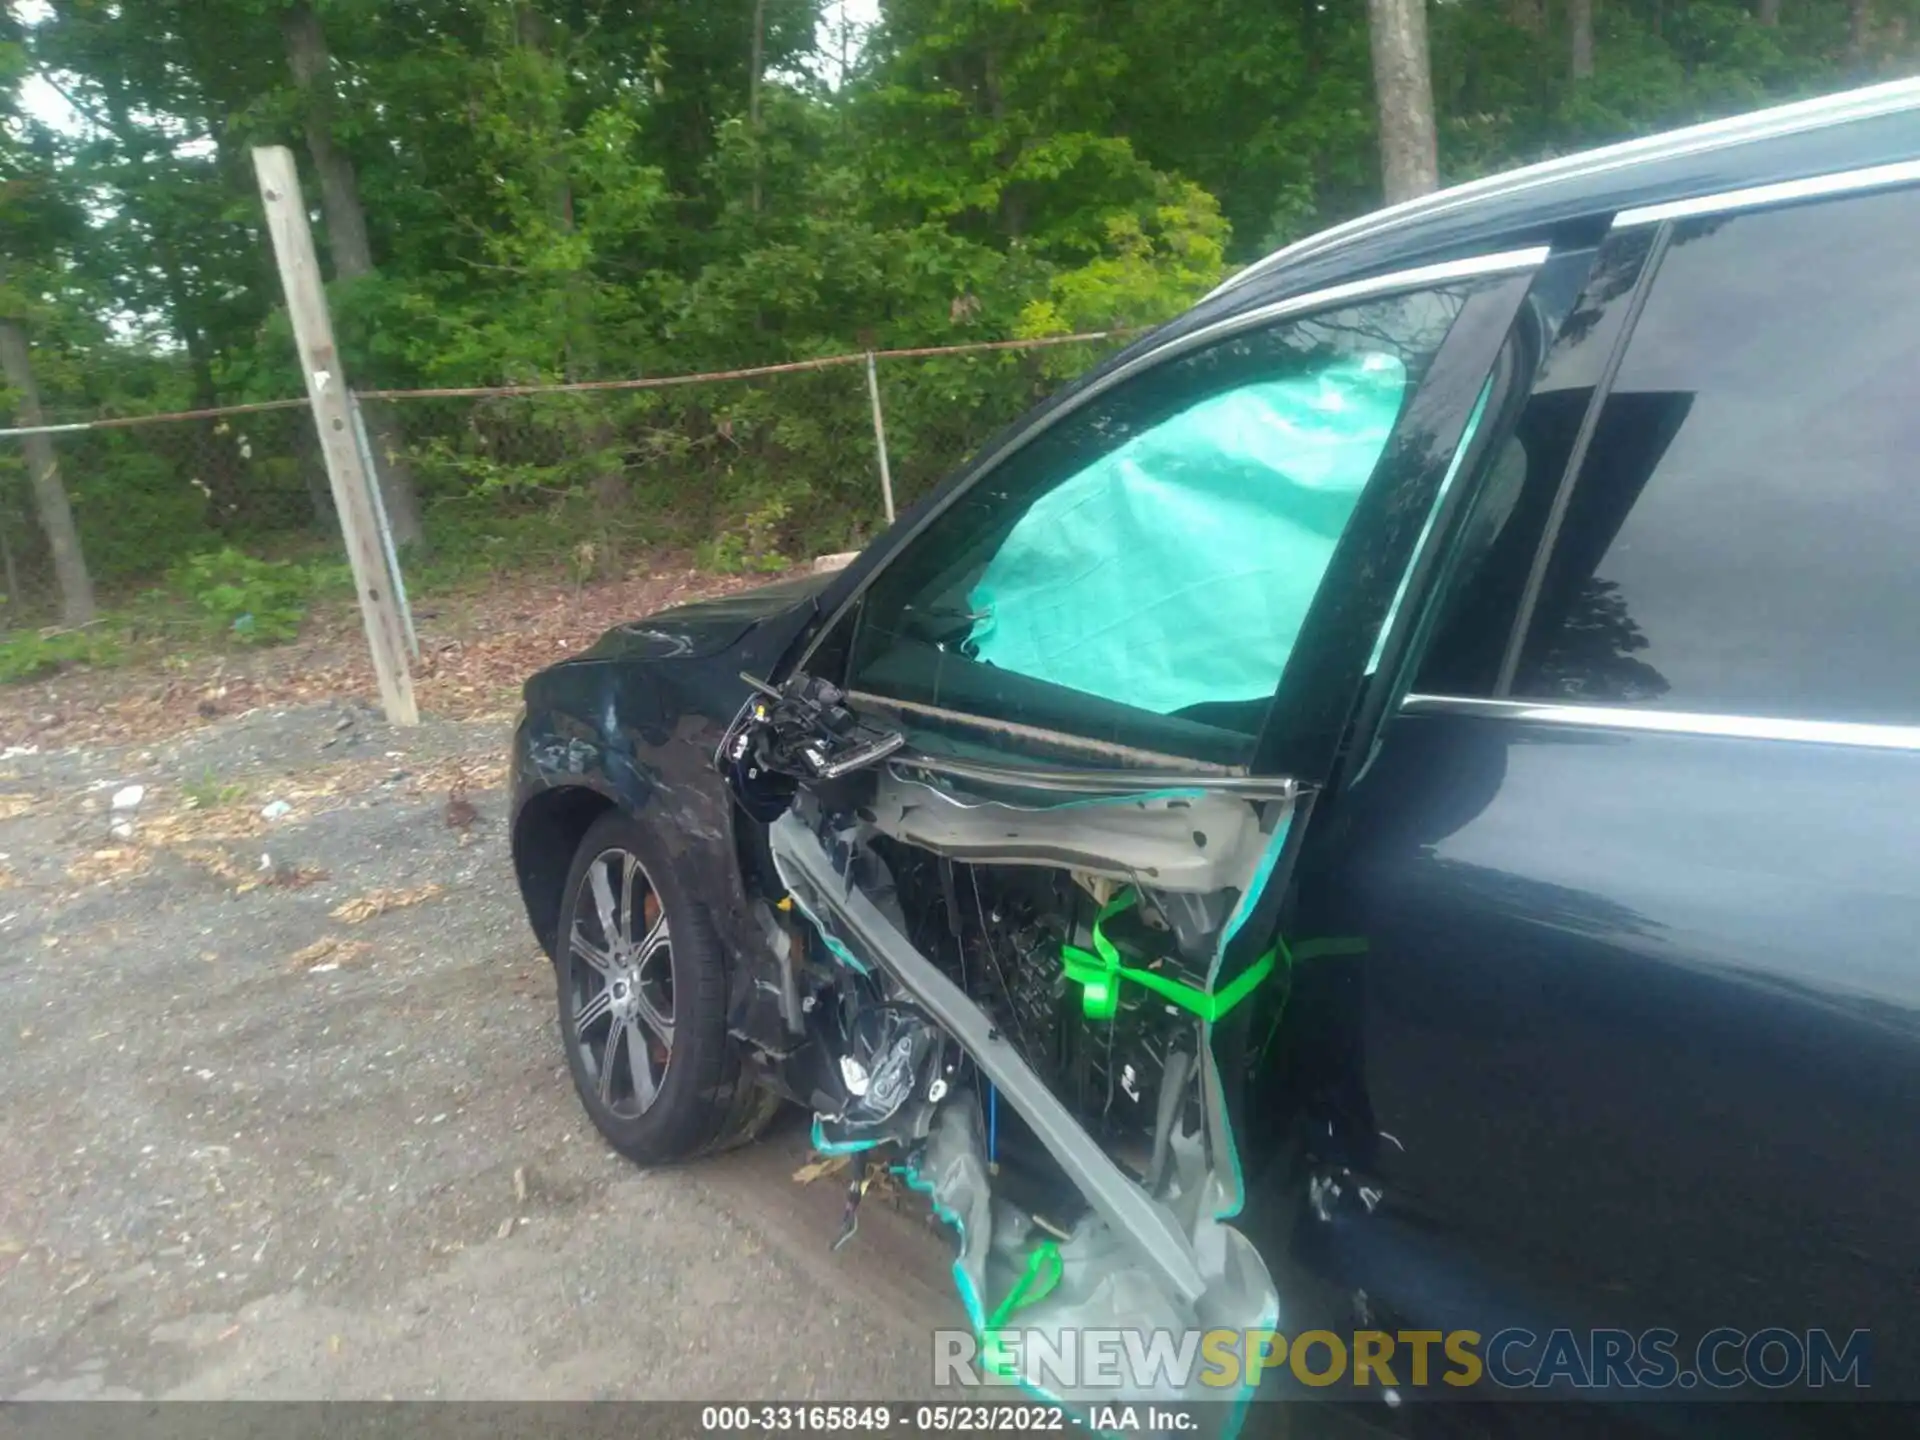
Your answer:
[901,1095,1275,1414]
[720,674,1298,1433]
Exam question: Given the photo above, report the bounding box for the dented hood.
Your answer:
[580,570,835,663]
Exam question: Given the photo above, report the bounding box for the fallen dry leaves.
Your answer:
[0,556,774,751]
[140,763,385,845]
[404,755,508,800]
[265,863,330,889]
[66,846,154,887]
[329,884,445,923]
[51,838,328,897]
[175,845,258,890]
[142,808,262,847]
[792,1146,905,1201]
[291,935,374,970]
[792,1153,852,1186]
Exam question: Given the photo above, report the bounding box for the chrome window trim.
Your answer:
[1083,247,1549,399]
[1401,693,1920,752]
[1613,155,1920,226]
[794,247,1548,672]
[1208,77,1920,303]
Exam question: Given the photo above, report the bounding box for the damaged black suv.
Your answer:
[511,78,1920,1434]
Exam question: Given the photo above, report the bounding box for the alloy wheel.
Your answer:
[567,848,675,1117]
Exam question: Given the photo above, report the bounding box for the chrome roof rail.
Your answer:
[1208,75,1920,302]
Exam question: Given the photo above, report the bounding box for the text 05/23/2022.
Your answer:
[699,1405,1071,1432]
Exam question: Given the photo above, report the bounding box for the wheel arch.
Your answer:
[513,785,619,958]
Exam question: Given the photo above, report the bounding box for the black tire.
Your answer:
[553,810,777,1163]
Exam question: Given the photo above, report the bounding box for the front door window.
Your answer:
[845,286,1484,764]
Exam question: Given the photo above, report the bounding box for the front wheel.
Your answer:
[554,810,778,1163]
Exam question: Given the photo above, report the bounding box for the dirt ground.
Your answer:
[0,579,964,1402]
[0,561,777,754]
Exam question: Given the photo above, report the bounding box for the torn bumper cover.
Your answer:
[769,808,1279,1420]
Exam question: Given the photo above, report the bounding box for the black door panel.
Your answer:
[1270,708,1920,1431]
[1245,179,1920,1433]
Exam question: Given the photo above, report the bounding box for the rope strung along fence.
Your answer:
[350,329,1141,402]
[0,327,1140,670]
[351,328,1143,571]
[1,328,1137,445]
[0,396,313,442]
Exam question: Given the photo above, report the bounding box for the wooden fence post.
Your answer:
[251,145,417,726]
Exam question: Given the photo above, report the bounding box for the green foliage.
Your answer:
[1015,177,1229,373]
[180,768,248,810]
[400,505,583,592]
[172,548,315,645]
[3,0,1916,609]
[697,496,796,575]
[0,625,123,684]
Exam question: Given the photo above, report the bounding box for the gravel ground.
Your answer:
[0,702,957,1401]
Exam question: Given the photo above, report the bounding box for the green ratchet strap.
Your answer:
[980,1240,1064,1380]
[987,1240,1063,1329]
[1060,887,1283,1022]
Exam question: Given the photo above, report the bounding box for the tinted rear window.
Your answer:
[1512,185,1920,725]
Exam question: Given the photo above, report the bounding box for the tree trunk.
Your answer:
[1570,0,1596,78]
[0,316,95,626]
[282,1,372,277]
[0,517,20,630]
[1758,0,1781,27]
[749,0,766,213]
[1367,0,1440,205]
[983,46,1028,239]
[281,0,425,547]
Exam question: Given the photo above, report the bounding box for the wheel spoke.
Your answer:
[598,1018,624,1105]
[587,856,622,950]
[634,988,674,1050]
[569,925,614,976]
[574,984,612,1037]
[625,1019,657,1110]
[634,910,670,973]
[619,854,639,957]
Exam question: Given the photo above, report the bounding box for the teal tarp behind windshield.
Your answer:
[966,355,1409,717]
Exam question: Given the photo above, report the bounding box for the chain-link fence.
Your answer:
[0,402,332,631]
[368,331,1130,583]
[0,331,1132,685]
[378,360,885,583]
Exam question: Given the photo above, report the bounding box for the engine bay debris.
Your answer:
[722,672,1296,1430]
